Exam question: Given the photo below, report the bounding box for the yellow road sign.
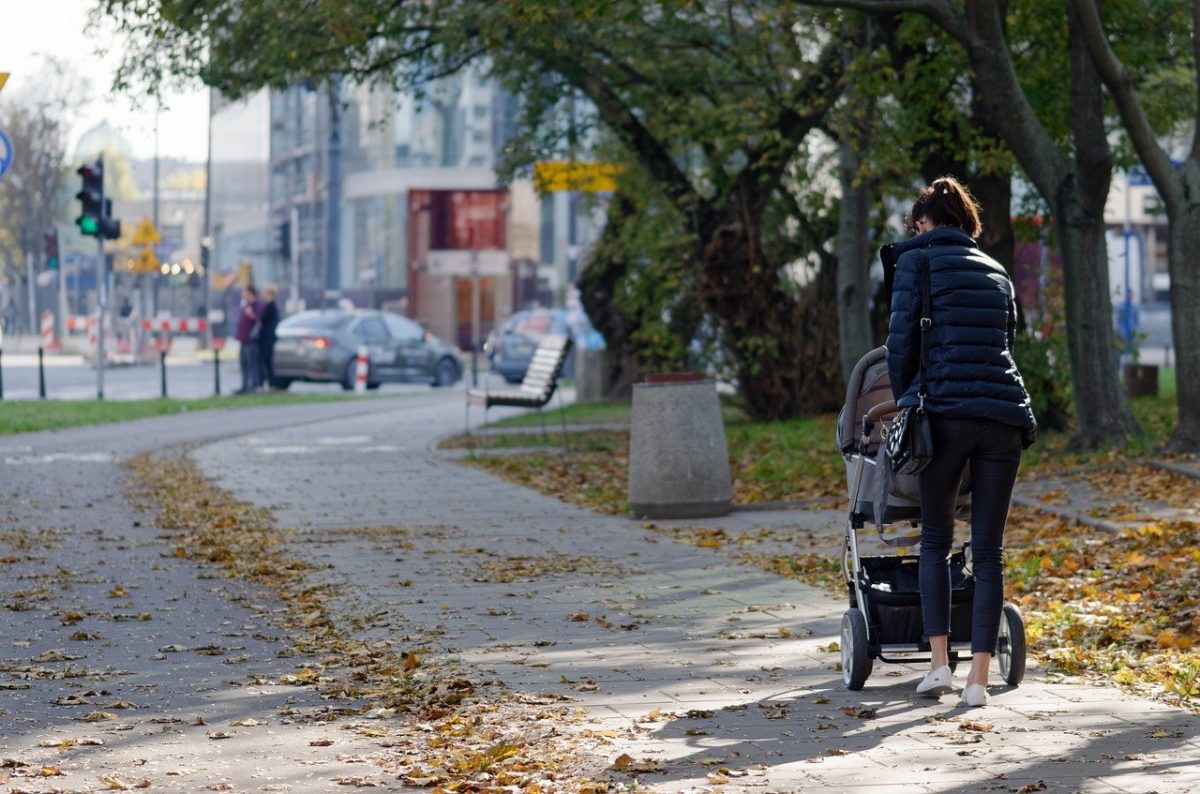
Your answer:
[131,217,161,246]
[0,73,9,94]
[135,245,160,274]
[534,161,623,193]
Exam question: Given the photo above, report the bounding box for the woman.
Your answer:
[257,284,280,390]
[884,177,1037,708]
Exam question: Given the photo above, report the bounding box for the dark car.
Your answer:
[484,307,602,383]
[272,309,462,390]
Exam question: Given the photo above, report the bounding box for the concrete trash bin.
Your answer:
[627,375,734,519]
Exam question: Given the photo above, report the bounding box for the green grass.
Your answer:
[488,401,633,428]
[0,393,349,435]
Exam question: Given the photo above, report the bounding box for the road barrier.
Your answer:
[355,345,368,394]
[40,311,60,352]
[141,317,208,334]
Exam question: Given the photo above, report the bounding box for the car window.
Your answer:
[383,313,424,342]
[278,312,348,331]
[352,317,389,340]
[511,311,555,337]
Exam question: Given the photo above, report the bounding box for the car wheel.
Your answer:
[341,360,357,391]
[432,357,459,387]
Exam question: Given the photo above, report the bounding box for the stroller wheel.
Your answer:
[997,602,1027,685]
[841,608,872,690]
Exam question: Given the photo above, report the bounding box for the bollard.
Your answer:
[160,351,168,398]
[213,349,221,396]
[627,375,733,519]
[354,345,369,394]
[37,347,46,400]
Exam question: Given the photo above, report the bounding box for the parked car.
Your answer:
[271,309,462,390]
[484,307,602,384]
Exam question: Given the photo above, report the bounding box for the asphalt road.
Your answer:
[0,354,454,401]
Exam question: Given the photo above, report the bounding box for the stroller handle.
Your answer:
[866,400,897,422]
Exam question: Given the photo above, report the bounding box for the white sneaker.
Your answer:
[959,683,989,707]
[915,665,953,697]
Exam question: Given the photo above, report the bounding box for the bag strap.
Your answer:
[917,249,931,411]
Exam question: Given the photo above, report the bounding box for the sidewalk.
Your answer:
[183,397,1200,792]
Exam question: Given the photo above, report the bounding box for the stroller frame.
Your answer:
[836,347,1026,691]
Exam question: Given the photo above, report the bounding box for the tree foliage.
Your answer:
[0,70,71,289]
[104,0,861,418]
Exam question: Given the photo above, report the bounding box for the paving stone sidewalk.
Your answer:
[191,397,1200,793]
[0,397,442,793]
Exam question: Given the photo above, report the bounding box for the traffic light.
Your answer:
[102,198,121,240]
[275,219,291,259]
[75,159,103,237]
[44,228,59,269]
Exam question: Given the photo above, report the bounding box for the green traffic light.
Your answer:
[78,216,99,236]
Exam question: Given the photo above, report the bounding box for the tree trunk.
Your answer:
[835,143,875,386]
[1068,0,1200,453]
[700,218,842,420]
[575,193,642,401]
[1060,9,1141,446]
[1164,198,1200,450]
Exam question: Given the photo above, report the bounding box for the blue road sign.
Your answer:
[0,130,13,178]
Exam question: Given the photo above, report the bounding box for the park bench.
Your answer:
[466,333,573,449]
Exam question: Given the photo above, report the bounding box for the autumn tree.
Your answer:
[102,1,863,418]
[0,76,72,318]
[801,0,1142,450]
[1073,0,1200,452]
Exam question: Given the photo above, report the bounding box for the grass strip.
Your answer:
[0,393,347,435]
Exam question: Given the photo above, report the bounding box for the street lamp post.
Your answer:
[470,246,480,388]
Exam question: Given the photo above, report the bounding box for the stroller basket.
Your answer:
[853,552,974,647]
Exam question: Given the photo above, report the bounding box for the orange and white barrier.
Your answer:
[84,313,113,364]
[39,311,60,351]
[66,315,93,334]
[141,317,208,334]
[355,345,368,394]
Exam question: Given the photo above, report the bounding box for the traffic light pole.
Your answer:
[95,155,106,400]
[96,232,106,400]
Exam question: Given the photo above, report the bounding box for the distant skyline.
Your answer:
[0,0,209,162]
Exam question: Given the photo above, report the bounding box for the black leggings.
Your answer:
[918,415,1023,654]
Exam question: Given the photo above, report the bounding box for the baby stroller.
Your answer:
[834,346,1026,691]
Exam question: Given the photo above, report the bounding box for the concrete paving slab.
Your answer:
[179,395,1200,791]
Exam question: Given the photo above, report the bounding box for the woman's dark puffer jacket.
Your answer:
[883,226,1037,441]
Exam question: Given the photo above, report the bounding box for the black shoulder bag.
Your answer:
[885,251,934,476]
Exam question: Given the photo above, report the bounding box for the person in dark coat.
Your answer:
[235,285,263,394]
[257,284,280,390]
[884,177,1037,708]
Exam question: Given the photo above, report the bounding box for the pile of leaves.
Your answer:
[128,452,615,792]
[1002,464,1200,707]
[456,411,844,515]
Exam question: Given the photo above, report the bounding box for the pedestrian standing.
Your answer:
[883,176,1038,708]
[257,284,280,390]
[235,285,263,394]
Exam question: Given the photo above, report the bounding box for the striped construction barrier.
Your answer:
[141,317,208,333]
[354,345,368,394]
[39,311,60,351]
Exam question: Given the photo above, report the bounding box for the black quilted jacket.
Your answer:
[883,226,1037,439]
